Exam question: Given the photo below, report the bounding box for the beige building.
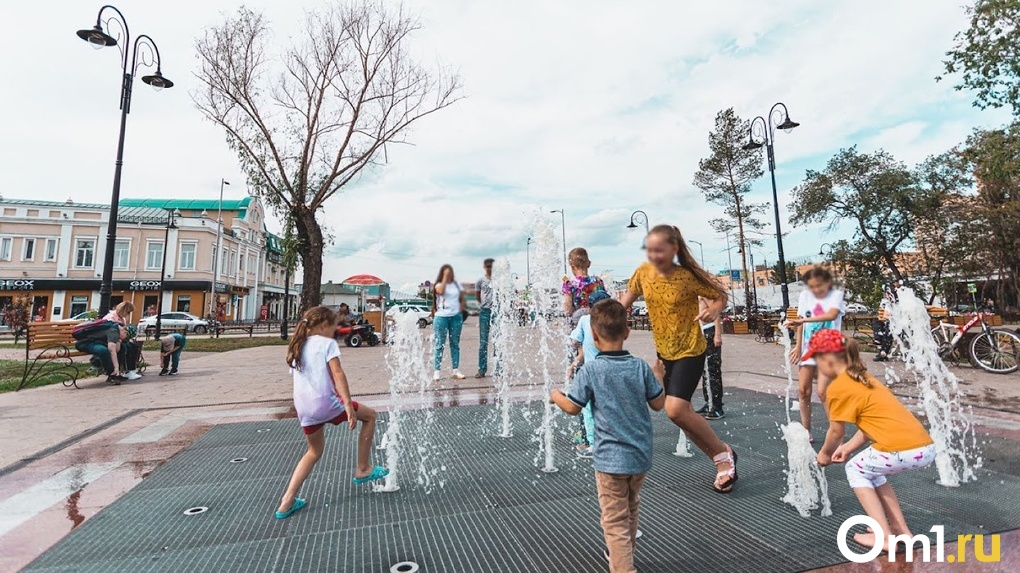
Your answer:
[0,197,295,323]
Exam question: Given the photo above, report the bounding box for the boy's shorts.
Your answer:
[302,401,359,435]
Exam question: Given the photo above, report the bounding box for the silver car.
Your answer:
[138,312,211,334]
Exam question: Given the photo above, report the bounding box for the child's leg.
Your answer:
[797,365,815,430]
[845,446,909,550]
[432,317,448,371]
[816,372,832,404]
[448,314,463,369]
[278,429,326,513]
[876,483,910,536]
[595,471,637,573]
[850,486,892,550]
[352,404,378,479]
[582,404,595,447]
[627,473,647,545]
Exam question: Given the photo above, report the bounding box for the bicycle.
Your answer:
[931,312,1020,374]
[755,320,776,344]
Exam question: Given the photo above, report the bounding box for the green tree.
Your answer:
[790,147,919,281]
[194,2,461,311]
[769,260,798,286]
[910,151,973,303]
[941,0,1020,115]
[695,109,767,313]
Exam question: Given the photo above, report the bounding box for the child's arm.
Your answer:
[832,429,869,462]
[789,307,840,326]
[789,323,803,365]
[816,420,846,466]
[648,391,666,412]
[567,346,584,379]
[327,357,358,430]
[550,389,582,415]
[619,290,638,310]
[562,292,574,315]
[646,362,666,411]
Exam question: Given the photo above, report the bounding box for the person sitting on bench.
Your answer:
[76,322,129,385]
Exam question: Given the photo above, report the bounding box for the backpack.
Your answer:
[72,319,115,341]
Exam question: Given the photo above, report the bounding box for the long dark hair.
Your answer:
[286,306,338,370]
[432,264,455,312]
[648,224,726,298]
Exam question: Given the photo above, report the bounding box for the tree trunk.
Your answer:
[293,207,325,312]
[734,196,752,314]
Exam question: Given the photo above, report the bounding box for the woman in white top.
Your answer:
[432,264,467,381]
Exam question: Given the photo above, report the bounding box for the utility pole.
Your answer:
[210,179,229,317]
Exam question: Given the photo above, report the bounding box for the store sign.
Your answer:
[0,279,35,290]
[967,283,977,294]
[215,282,231,294]
[129,280,162,290]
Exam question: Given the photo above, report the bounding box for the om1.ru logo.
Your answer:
[838,516,1000,563]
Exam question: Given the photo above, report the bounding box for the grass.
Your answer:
[0,359,94,393]
[139,336,289,353]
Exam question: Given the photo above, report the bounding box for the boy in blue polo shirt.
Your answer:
[551,299,665,573]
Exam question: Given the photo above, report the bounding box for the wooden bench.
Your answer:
[19,322,87,391]
[214,322,256,338]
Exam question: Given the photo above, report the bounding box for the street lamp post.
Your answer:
[743,102,799,311]
[155,209,180,339]
[210,179,230,317]
[77,5,173,316]
[626,210,650,249]
[688,239,705,268]
[550,209,567,275]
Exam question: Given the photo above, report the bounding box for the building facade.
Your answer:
[0,197,295,323]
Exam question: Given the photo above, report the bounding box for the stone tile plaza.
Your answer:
[3,1,1020,572]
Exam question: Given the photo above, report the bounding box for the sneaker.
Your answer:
[571,431,585,445]
[451,370,466,380]
[159,368,169,376]
[474,371,486,379]
[432,370,442,382]
[705,409,725,420]
[106,374,127,385]
[695,404,710,415]
[873,353,888,362]
[576,446,593,459]
[125,371,142,381]
[169,369,179,376]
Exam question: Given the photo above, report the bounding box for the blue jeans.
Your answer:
[75,340,115,375]
[433,313,463,370]
[478,308,492,373]
[162,333,186,370]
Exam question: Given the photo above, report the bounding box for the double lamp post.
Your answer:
[77,4,172,316]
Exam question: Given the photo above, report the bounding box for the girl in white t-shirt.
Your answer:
[275,306,388,520]
[788,266,845,436]
[432,264,468,381]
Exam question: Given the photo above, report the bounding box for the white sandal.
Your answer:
[712,445,738,493]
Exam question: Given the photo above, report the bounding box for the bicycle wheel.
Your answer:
[930,327,954,361]
[969,328,1020,374]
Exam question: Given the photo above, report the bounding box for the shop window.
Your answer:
[74,239,95,268]
[176,295,191,313]
[70,295,89,317]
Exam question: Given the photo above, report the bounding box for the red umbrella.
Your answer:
[341,274,386,286]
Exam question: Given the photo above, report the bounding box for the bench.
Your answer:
[18,322,86,391]
[213,322,255,338]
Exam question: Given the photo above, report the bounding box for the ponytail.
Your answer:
[842,338,872,387]
[286,306,338,370]
[648,224,726,298]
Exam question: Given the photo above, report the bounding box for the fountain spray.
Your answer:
[490,258,518,437]
[529,216,565,473]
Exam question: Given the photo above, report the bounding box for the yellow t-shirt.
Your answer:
[627,262,721,361]
[825,372,933,452]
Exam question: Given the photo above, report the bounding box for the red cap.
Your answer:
[801,328,846,361]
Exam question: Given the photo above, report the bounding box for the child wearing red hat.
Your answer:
[808,328,935,554]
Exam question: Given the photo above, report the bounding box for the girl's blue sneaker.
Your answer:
[274,498,306,520]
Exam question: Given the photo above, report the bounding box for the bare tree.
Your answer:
[194,2,461,310]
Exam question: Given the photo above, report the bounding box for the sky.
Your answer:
[0,0,1012,295]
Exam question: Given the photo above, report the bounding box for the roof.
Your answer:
[118,197,254,219]
[265,233,283,254]
[320,282,362,295]
[0,198,107,209]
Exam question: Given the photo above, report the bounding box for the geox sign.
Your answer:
[0,279,35,290]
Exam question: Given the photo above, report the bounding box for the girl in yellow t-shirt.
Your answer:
[621,224,737,493]
[808,328,935,554]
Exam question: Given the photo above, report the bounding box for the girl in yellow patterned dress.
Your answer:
[621,225,737,493]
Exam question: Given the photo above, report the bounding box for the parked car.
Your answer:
[386,304,433,329]
[845,303,870,314]
[138,312,211,334]
[57,311,95,323]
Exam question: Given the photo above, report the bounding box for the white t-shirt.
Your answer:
[291,335,346,426]
[797,288,845,365]
[435,282,462,318]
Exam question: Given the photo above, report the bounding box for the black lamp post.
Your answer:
[155,208,180,339]
[743,102,799,311]
[550,209,567,275]
[819,242,834,257]
[77,5,173,316]
[627,210,650,249]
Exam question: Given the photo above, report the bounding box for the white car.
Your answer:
[386,304,433,328]
[845,303,870,314]
[57,311,95,323]
[138,312,211,334]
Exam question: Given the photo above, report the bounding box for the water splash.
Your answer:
[673,432,693,458]
[374,312,434,493]
[886,287,978,487]
[529,215,566,473]
[490,258,518,438]
[778,322,832,517]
